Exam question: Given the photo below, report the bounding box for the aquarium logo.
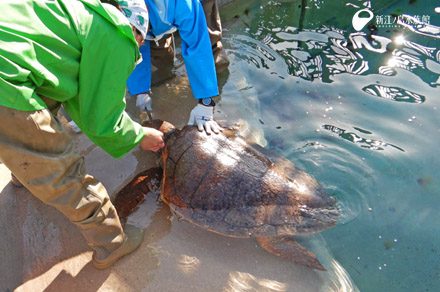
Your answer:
[352,8,433,31]
[352,8,374,31]
[376,14,431,28]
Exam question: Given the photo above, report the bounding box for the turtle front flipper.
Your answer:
[256,236,326,271]
[113,167,163,220]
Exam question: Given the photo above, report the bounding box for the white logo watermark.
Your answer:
[376,14,431,28]
[352,8,432,30]
[352,8,374,31]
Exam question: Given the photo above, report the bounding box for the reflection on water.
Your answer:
[234,9,440,87]
[321,124,404,151]
[218,0,440,291]
[362,84,425,103]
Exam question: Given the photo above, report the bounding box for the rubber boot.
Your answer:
[202,0,230,73]
[92,224,145,269]
[150,37,175,86]
[214,47,230,73]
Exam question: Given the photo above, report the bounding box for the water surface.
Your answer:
[216,1,440,291]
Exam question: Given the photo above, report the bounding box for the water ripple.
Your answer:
[361,84,425,103]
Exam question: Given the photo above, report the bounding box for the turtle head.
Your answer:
[142,119,178,168]
[265,159,340,235]
[295,188,340,234]
[142,119,177,143]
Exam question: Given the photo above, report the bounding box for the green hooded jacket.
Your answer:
[0,0,144,158]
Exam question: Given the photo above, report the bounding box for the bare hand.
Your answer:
[139,127,164,152]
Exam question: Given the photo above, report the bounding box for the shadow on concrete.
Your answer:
[42,264,110,292]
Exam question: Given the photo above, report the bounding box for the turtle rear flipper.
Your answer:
[256,236,326,271]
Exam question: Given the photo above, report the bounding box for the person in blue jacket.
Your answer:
[118,0,228,134]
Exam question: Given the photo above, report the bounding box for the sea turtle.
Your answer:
[115,120,339,270]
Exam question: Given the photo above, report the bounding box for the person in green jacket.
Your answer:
[0,0,163,269]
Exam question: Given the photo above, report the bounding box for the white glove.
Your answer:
[136,93,152,111]
[188,104,222,135]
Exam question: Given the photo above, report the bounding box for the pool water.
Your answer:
[215,0,440,291]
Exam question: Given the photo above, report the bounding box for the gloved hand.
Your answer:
[188,104,222,135]
[136,93,152,111]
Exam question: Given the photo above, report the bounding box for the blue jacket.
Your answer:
[127,0,219,99]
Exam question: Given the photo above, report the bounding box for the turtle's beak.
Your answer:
[294,182,339,234]
[295,202,339,235]
[142,119,176,140]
